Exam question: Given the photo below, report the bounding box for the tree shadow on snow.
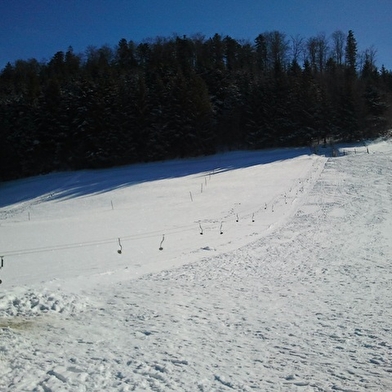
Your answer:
[0,147,312,208]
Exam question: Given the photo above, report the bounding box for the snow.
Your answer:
[1,140,392,391]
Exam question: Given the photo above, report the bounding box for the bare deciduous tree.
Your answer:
[331,30,345,65]
[306,33,329,73]
[359,45,377,72]
[290,34,305,64]
[264,31,290,68]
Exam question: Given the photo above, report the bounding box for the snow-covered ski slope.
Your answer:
[1,140,392,391]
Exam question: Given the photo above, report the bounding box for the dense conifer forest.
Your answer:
[1,30,391,181]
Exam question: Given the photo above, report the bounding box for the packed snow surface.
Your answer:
[0,141,391,391]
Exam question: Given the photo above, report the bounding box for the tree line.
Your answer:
[1,30,391,181]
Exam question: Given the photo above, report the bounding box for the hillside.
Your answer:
[1,141,392,391]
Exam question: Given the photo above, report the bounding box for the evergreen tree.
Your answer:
[362,84,388,137]
[1,31,392,182]
[345,30,357,77]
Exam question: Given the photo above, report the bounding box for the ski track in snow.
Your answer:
[1,142,392,391]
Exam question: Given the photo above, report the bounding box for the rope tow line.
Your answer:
[0,222,205,258]
[0,176,311,259]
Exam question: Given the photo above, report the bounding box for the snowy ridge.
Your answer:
[1,140,392,391]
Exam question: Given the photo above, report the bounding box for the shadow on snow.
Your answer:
[0,147,312,208]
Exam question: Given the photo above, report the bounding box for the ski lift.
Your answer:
[159,234,165,250]
[0,256,3,284]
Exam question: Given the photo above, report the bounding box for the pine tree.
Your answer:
[345,30,357,77]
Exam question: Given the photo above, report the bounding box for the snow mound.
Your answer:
[0,290,88,318]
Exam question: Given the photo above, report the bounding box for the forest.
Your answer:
[1,30,392,181]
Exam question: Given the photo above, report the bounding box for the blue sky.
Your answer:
[1,0,391,70]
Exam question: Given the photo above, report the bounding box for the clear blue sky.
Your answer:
[1,0,391,71]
